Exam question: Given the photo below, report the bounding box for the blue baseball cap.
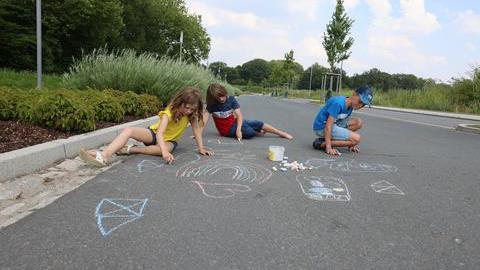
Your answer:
[356,86,373,107]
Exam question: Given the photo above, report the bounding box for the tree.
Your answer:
[241,59,271,84]
[323,0,354,97]
[298,63,330,89]
[208,61,228,77]
[323,0,354,71]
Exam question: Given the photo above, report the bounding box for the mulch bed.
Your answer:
[0,115,155,154]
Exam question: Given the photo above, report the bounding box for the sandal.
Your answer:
[116,145,134,156]
[79,148,107,167]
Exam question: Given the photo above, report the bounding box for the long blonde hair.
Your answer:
[169,87,204,126]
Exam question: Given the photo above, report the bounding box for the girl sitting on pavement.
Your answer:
[79,87,213,167]
[204,83,293,142]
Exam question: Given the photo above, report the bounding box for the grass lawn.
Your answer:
[0,69,63,89]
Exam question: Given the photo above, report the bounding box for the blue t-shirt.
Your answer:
[313,96,352,131]
[206,96,240,136]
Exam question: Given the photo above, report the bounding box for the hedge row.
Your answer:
[0,87,161,133]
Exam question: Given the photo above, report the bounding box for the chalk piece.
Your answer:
[272,167,278,171]
[280,168,288,172]
[281,160,288,164]
[283,156,288,159]
[332,188,344,192]
[338,152,342,156]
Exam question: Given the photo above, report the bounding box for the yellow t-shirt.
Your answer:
[149,107,189,142]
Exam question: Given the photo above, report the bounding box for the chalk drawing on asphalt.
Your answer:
[192,181,251,199]
[176,158,272,198]
[296,175,351,202]
[370,180,405,195]
[95,198,148,236]
[137,160,165,173]
[207,139,242,145]
[305,159,398,173]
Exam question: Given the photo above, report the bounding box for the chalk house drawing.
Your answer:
[370,180,405,195]
[296,175,351,201]
[95,198,148,236]
[176,158,272,198]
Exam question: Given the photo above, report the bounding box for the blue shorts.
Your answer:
[145,128,178,152]
[314,118,351,141]
[229,120,264,139]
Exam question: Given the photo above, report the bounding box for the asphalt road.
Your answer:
[1,95,479,270]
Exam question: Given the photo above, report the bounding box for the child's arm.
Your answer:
[233,108,243,141]
[202,111,209,127]
[324,116,340,156]
[156,114,175,164]
[191,118,214,156]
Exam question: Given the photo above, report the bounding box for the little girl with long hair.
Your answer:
[79,87,213,166]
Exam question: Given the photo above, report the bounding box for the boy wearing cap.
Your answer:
[312,86,373,156]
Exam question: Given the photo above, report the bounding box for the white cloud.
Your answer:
[344,0,360,10]
[364,0,445,73]
[284,0,321,21]
[456,10,480,35]
[466,42,477,51]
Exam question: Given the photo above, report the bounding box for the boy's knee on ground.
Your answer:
[349,132,361,145]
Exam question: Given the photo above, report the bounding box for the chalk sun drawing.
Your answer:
[296,175,351,202]
[370,180,405,195]
[95,198,148,236]
[176,159,272,198]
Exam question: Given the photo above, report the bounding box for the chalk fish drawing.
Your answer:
[95,198,148,236]
[296,175,351,201]
[177,159,272,198]
[370,180,405,195]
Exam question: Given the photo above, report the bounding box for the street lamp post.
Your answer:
[36,0,42,89]
[308,64,313,96]
[179,31,183,62]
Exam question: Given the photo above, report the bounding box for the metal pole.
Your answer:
[179,31,183,62]
[339,61,343,93]
[36,0,42,89]
[308,65,313,96]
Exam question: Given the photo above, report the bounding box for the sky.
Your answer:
[185,0,480,82]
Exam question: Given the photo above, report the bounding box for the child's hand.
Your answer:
[162,151,175,164]
[325,147,340,156]
[236,128,242,142]
[198,147,214,156]
[348,145,359,153]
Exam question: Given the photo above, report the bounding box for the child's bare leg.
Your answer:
[261,123,293,139]
[129,142,174,156]
[347,118,362,131]
[319,132,360,149]
[87,127,153,161]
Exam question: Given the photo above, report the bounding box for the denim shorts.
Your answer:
[145,128,178,152]
[229,120,264,139]
[314,118,351,141]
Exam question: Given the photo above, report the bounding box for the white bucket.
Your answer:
[268,146,285,161]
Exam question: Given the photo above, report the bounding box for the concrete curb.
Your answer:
[0,116,158,183]
[370,106,480,121]
[456,124,480,135]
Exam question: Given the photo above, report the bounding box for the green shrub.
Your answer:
[137,94,162,117]
[15,90,38,123]
[82,90,125,123]
[62,48,241,104]
[0,88,18,120]
[104,89,142,116]
[33,92,95,132]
